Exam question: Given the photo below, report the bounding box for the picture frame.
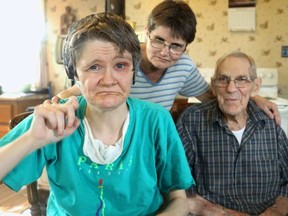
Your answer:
[229,0,256,8]
[55,35,66,64]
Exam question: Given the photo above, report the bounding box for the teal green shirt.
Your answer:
[1,96,194,216]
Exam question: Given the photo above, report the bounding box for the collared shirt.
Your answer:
[176,99,288,215]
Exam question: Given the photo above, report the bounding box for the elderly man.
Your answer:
[177,51,288,215]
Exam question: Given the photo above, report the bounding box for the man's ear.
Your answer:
[251,78,262,97]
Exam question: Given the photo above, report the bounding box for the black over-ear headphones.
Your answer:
[63,37,76,80]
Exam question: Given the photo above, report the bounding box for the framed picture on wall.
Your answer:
[229,0,256,8]
[55,35,66,64]
[60,6,76,35]
[105,0,125,19]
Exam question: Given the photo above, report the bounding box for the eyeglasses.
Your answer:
[148,35,186,55]
[213,75,253,88]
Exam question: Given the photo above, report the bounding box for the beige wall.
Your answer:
[45,0,288,98]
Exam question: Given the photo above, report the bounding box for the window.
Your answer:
[0,0,47,93]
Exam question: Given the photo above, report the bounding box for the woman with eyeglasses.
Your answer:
[54,1,281,124]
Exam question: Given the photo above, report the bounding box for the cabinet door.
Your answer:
[0,125,9,137]
[0,104,12,137]
[0,104,13,123]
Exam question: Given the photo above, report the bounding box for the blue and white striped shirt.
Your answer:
[130,53,210,110]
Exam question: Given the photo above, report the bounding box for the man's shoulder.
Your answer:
[179,100,217,120]
[185,100,216,112]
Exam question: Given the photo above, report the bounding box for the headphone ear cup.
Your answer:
[64,62,75,80]
[63,37,75,80]
[63,51,75,79]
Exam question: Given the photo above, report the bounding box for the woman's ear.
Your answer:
[251,78,262,97]
[74,77,81,89]
[144,26,149,37]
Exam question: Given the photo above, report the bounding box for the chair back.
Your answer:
[9,111,48,216]
[9,111,33,129]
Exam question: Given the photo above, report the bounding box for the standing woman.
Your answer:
[0,12,193,215]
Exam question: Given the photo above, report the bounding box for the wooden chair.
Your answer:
[170,98,191,122]
[9,111,49,216]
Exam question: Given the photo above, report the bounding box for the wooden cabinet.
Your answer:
[0,94,48,138]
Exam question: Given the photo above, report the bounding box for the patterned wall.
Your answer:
[45,0,105,94]
[45,0,288,98]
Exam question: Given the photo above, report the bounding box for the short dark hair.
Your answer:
[147,1,197,44]
[63,12,141,80]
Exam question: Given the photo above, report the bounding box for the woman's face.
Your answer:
[75,39,134,110]
[145,25,186,70]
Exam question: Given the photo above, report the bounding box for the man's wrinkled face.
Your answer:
[211,56,260,118]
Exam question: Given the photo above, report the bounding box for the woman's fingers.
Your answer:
[34,96,79,136]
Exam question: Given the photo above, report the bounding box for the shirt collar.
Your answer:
[211,99,268,129]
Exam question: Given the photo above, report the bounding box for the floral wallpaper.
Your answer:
[45,0,288,98]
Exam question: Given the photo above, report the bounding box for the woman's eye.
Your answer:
[115,63,127,70]
[155,38,165,44]
[89,64,101,71]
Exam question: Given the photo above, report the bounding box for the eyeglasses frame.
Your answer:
[212,75,254,88]
[148,34,186,55]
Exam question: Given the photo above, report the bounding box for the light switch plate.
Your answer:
[281,46,288,57]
